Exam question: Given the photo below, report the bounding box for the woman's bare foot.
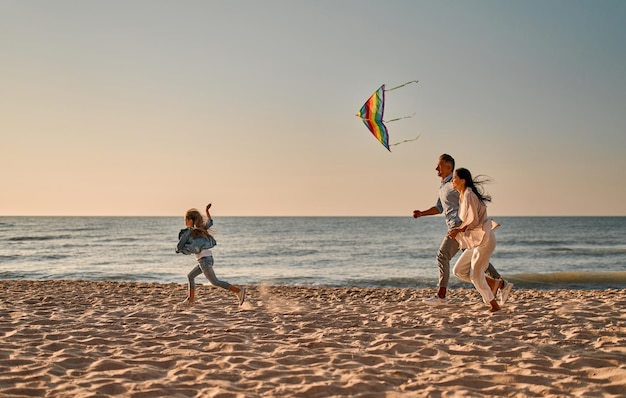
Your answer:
[489,298,501,312]
[487,277,502,297]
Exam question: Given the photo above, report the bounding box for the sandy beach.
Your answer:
[1,280,625,397]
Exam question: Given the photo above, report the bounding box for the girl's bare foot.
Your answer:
[180,298,194,306]
[236,287,246,306]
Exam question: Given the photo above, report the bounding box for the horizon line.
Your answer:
[1,214,625,218]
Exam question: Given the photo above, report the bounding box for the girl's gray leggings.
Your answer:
[187,256,231,291]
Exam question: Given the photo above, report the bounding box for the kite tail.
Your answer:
[384,80,418,124]
[385,80,419,92]
[389,134,421,147]
[384,112,416,123]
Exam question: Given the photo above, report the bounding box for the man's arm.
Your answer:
[413,206,441,218]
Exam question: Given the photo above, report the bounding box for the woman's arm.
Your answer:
[447,190,478,239]
[447,225,467,239]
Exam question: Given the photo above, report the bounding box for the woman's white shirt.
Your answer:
[456,188,490,249]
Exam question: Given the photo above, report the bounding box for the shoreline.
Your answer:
[1,280,625,397]
[3,274,626,291]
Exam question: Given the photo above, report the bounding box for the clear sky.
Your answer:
[2,0,625,216]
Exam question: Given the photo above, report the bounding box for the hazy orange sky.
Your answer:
[2,1,625,216]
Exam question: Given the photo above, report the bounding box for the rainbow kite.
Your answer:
[356,80,420,151]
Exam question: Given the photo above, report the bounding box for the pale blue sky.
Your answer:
[2,0,625,216]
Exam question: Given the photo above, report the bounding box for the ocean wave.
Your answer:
[96,237,143,243]
[44,254,71,260]
[0,270,50,280]
[500,239,568,246]
[7,235,73,242]
[496,245,626,259]
[541,247,626,259]
[507,271,626,289]
[342,276,434,289]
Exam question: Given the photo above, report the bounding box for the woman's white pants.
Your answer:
[453,230,497,304]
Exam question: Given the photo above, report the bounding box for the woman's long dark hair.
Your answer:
[455,168,492,204]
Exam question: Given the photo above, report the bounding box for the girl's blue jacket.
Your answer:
[176,219,217,255]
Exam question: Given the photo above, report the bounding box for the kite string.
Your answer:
[385,80,419,92]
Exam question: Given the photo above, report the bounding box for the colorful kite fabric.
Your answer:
[356,80,419,151]
[357,85,390,150]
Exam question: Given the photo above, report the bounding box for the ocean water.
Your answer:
[1,216,625,290]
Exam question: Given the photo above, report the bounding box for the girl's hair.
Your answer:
[185,208,213,239]
[455,168,492,204]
